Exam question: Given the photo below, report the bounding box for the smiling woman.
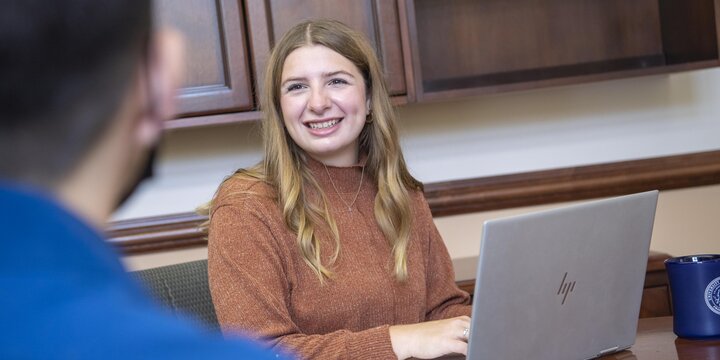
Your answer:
[200,19,472,360]
[279,45,370,167]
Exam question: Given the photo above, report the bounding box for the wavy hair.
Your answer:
[201,19,421,281]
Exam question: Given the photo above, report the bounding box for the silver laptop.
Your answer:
[465,191,658,360]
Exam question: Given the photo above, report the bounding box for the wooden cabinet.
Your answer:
[154,0,254,119]
[155,0,720,129]
[404,0,720,101]
[245,0,410,103]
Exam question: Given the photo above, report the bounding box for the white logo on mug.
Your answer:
[705,276,720,316]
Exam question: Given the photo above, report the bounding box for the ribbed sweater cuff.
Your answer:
[347,325,397,360]
[448,304,473,318]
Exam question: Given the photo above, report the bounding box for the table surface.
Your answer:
[436,316,720,359]
[601,316,720,360]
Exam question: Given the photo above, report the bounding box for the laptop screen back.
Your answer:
[466,191,658,360]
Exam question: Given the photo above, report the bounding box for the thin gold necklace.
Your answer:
[323,163,365,212]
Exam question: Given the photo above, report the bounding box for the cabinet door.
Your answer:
[154,0,253,118]
[245,0,408,101]
[405,0,720,102]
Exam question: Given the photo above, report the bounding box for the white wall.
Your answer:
[119,67,720,272]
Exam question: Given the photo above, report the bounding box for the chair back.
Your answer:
[132,259,219,331]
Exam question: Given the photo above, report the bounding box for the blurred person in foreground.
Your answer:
[0,1,288,359]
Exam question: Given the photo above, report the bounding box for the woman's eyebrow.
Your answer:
[281,70,355,86]
[281,76,307,86]
[323,70,355,78]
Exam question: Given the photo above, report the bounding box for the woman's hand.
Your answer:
[389,316,471,359]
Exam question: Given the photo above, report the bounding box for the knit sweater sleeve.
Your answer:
[416,194,473,321]
[207,188,397,360]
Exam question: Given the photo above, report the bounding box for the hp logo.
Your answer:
[557,272,576,305]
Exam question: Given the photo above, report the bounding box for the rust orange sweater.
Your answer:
[208,157,471,359]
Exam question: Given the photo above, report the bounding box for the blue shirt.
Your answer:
[0,184,289,359]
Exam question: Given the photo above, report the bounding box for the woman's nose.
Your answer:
[307,87,331,113]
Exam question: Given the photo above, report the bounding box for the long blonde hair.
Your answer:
[202,19,421,281]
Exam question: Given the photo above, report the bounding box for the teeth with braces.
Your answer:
[308,119,340,129]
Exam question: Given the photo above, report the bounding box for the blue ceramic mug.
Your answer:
[665,254,720,339]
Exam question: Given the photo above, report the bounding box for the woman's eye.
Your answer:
[286,83,304,92]
[329,78,348,86]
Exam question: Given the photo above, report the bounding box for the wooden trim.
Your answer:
[397,0,416,103]
[110,150,720,254]
[425,150,720,217]
[243,0,272,109]
[715,0,720,59]
[107,213,207,254]
[165,111,263,130]
[162,0,255,117]
[420,59,720,103]
[374,0,408,96]
[401,0,424,102]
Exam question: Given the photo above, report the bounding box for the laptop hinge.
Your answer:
[597,346,619,357]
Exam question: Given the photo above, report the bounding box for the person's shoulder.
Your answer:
[0,228,284,359]
[215,173,276,207]
[407,186,427,205]
[406,186,434,223]
[7,272,286,359]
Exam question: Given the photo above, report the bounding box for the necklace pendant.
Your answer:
[323,163,365,216]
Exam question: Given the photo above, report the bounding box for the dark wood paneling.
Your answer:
[164,111,263,130]
[422,55,667,93]
[425,150,720,217]
[419,59,720,103]
[244,0,407,103]
[415,0,662,81]
[404,0,720,102]
[640,286,672,318]
[155,0,254,117]
[411,0,664,96]
[108,213,207,254]
[659,0,719,64]
[640,252,673,318]
[716,0,720,59]
[641,251,673,318]
[396,0,416,102]
[374,0,408,98]
[402,0,423,103]
[153,0,720,129]
[108,150,720,254]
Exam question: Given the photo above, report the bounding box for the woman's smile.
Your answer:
[304,117,342,131]
[280,45,369,167]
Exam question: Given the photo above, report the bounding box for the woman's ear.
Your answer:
[366,98,371,115]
